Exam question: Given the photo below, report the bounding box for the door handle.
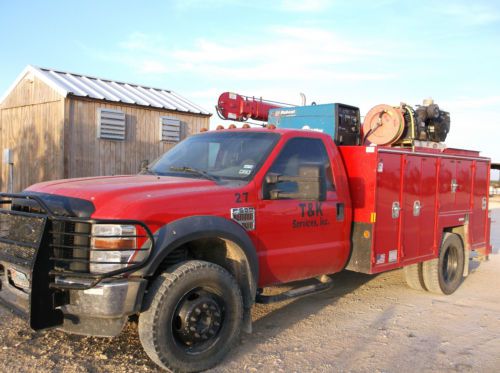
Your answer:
[413,200,422,216]
[336,202,345,221]
[392,201,401,218]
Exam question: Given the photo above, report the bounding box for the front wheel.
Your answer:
[138,260,243,372]
[422,233,465,295]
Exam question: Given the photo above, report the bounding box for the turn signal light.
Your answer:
[90,224,140,274]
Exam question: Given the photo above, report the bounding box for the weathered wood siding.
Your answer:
[66,97,210,178]
[0,73,210,191]
[0,74,62,109]
[0,75,65,192]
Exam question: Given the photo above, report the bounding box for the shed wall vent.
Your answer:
[97,108,126,140]
[160,117,182,142]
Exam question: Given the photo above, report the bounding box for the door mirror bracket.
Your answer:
[265,163,326,201]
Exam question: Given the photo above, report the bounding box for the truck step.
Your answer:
[256,276,333,304]
[475,254,490,261]
[471,250,490,262]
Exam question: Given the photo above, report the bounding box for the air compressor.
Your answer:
[362,98,450,146]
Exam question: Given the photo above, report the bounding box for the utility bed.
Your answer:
[339,145,491,274]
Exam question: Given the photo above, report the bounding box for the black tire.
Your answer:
[403,263,426,291]
[138,260,243,372]
[422,233,465,295]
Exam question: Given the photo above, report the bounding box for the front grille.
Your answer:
[9,201,92,275]
[50,221,92,273]
[0,211,45,266]
[11,201,44,215]
[2,193,154,292]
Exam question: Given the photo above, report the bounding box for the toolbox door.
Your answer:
[373,153,402,268]
[471,161,488,247]
[455,160,473,211]
[401,156,437,262]
[418,157,438,257]
[439,159,456,211]
[401,156,420,260]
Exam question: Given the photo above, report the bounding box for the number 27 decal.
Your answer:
[235,192,248,203]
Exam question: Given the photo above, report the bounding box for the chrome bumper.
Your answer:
[56,277,147,336]
[59,277,147,318]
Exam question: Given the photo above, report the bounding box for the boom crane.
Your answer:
[215,92,291,122]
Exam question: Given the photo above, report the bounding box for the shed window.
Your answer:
[160,117,182,142]
[97,108,126,140]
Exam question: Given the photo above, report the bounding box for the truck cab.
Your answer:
[0,128,351,372]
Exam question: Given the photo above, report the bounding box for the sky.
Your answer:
[0,0,499,174]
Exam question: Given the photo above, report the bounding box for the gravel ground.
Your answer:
[1,200,499,372]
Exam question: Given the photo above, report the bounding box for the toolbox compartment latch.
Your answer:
[413,200,422,216]
[392,201,401,219]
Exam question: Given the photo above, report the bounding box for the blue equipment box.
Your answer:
[268,103,360,145]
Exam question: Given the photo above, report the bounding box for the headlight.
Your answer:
[90,224,147,274]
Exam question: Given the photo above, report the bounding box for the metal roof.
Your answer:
[1,65,211,116]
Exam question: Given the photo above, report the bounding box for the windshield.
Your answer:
[148,131,279,181]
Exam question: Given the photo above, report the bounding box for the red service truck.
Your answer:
[0,102,492,372]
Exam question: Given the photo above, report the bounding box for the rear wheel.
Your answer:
[138,260,243,372]
[403,263,426,291]
[422,233,464,295]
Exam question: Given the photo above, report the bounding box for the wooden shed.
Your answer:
[0,65,211,192]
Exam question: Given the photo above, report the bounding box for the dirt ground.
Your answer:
[1,200,499,372]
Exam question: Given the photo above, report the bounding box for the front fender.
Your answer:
[140,215,259,291]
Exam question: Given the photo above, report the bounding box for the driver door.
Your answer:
[255,137,346,285]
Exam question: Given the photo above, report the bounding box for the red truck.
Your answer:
[0,126,491,372]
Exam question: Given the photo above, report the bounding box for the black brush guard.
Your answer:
[0,193,155,330]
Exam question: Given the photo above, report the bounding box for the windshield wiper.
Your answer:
[169,166,219,182]
[142,166,161,177]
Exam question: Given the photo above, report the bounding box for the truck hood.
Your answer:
[25,175,219,217]
[27,175,216,197]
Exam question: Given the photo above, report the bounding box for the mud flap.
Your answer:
[463,249,470,277]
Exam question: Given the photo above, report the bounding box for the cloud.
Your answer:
[187,88,222,99]
[171,0,331,12]
[447,113,500,161]
[417,96,500,161]
[442,96,500,109]
[438,2,500,25]
[114,27,395,82]
[279,0,331,12]
[172,0,236,11]
[137,59,170,74]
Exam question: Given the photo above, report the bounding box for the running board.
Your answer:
[256,276,333,304]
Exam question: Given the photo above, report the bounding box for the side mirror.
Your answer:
[139,159,149,172]
[266,163,326,200]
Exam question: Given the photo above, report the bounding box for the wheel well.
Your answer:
[151,237,256,309]
[443,226,465,247]
[443,226,469,276]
